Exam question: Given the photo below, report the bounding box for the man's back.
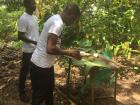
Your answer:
[31,14,64,68]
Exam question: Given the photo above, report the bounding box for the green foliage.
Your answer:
[72,49,114,94]
[4,0,23,11]
[0,6,22,40]
[37,0,139,59]
[100,43,113,60]
[0,0,139,51]
[73,58,109,75]
[7,41,22,49]
[95,69,112,85]
[37,0,140,58]
[78,0,139,59]
[80,68,113,94]
[0,39,22,49]
[82,0,135,45]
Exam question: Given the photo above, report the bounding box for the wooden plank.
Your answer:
[90,70,97,105]
[55,87,77,105]
[114,71,117,105]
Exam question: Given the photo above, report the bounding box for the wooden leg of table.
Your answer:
[66,59,72,95]
[114,71,117,105]
[90,71,96,105]
[91,81,95,105]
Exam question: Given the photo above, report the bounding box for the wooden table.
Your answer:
[56,58,118,105]
[89,69,117,105]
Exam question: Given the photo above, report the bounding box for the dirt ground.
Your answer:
[0,45,140,105]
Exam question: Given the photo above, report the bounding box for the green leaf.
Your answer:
[78,39,92,47]
[72,58,110,75]
[80,78,94,95]
[95,68,112,86]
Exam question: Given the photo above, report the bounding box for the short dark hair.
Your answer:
[23,0,34,7]
[64,3,81,17]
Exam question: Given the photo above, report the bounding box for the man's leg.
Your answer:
[45,67,54,105]
[30,62,54,105]
[18,52,32,102]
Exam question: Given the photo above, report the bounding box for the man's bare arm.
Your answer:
[18,31,37,45]
[47,33,81,59]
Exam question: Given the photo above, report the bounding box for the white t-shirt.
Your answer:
[18,12,39,53]
[31,14,64,68]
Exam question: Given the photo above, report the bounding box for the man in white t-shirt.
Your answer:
[30,3,81,105]
[18,0,39,103]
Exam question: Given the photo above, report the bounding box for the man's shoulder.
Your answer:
[32,15,38,20]
[48,14,60,20]
[52,14,63,24]
[44,14,63,27]
[18,13,28,21]
[52,14,61,19]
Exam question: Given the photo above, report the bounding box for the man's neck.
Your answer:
[60,13,66,24]
[25,10,33,15]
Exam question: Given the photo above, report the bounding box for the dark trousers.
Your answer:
[19,52,32,94]
[30,62,54,105]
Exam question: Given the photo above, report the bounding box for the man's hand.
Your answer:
[32,41,37,45]
[68,49,82,60]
